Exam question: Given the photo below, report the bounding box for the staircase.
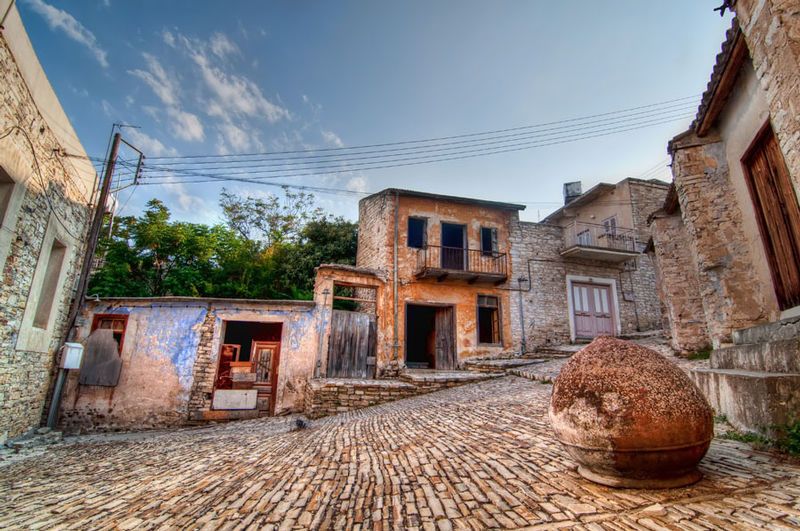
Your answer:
[689,316,800,436]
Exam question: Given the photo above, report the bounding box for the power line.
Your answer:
[142,94,700,161]
[137,113,693,185]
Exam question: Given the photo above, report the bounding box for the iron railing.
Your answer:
[415,245,508,276]
[563,221,638,252]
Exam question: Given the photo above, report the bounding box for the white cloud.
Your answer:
[216,119,263,153]
[321,129,344,148]
[162,29,176,47]
[168,108,205,142]
[25,0,109,67]
[100,99,115,117]
[345,175,369,193]
[191,48,290,123]
[128,53,179,107]
[209,32,239,58]
[163,178,208,213]
[126,129,178,157]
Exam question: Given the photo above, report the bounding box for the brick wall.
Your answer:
[670,134,771,346]
[0,27,93,440]
[650,214,711,353]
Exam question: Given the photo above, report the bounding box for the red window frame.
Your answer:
[91,314,129,355]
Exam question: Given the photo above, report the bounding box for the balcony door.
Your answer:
[441,222,466,270]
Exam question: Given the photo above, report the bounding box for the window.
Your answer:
[408,217,427,248]
[91,314,128,354]
[602,216,617,237]
[0,169,14,227]
[577,229,592,246]
[480,227,498,256]
[477,295,501,344]
[32,239,67,329]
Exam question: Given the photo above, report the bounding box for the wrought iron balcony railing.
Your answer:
[415,245,508,282]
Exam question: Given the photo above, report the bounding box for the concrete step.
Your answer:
[732,316,800,345]
[463,358,545,374]
[690,367,800,435]
[711,338,800,372]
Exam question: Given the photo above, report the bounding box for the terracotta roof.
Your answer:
[85,297,316,307]
[692,17,748,136]
[363,188,526,211]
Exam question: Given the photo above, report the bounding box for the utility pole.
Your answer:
[46,132,121,428]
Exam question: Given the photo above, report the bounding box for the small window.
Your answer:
[480,227,498,256]
[32,239,67,329]
[602,216,617,237]
[477,295,501,344]
[0,168,14,227]
[408,217,427,248]
[91,315,128,354]
[577,229,592,246]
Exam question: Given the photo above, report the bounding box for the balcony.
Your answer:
[415,245,508,284]
[560,221,640,263]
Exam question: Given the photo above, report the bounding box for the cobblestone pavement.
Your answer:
[2,376,800,530]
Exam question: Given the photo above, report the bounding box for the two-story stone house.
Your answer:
[356,189,524,375]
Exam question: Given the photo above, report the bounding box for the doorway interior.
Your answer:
[214,321,282,414]
[405,304,456,370]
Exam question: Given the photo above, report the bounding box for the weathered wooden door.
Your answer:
[572,282,615,339]
[434,306,457,370]
[743,125,800,310]
[327,310,377,378]
[252,341,280,414]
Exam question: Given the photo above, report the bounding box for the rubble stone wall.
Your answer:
[0,21,94,440]
[651,214,711,353]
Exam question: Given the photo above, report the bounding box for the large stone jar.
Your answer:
[549,336,713,488]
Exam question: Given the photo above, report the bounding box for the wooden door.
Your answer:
[252,341,280,414]
[743,125,800,310]
[434,306,457,370]
[572,282,615,339]
[441,223,467,270]
[326,309,377,378]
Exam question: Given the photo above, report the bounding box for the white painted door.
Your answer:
[572,282,615,339]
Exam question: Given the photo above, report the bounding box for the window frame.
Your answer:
[407,216,428,249]
[602,216,618,237]
[480,227,499,256]
[91,314,129,355]
[476,294,502,346]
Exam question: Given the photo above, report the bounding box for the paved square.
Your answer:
[2,376,800,529]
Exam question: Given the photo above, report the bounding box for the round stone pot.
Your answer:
[548,336,713,489]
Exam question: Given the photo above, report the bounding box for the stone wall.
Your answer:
[650,214,711,353]
[670,134,771,346]
[0,14,94,440]
[304,378,417,419]
[735,0,800,194]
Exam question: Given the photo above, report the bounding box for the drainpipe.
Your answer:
[392,191,400,366]
[517,277,528,355]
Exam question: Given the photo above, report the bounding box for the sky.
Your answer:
[18,0,734,224]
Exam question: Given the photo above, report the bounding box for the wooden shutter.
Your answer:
[743,125,800,309]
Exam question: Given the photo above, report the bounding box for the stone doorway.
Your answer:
[405,304,457,370]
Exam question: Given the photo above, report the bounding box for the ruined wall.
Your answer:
[356,193,392,273]
[0,8,95,440]
[650,214,711,353]
[671,134,771,346]
[59,299,318,432]
[735,0,800,195]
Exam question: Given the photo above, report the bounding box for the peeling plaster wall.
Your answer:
[59,299,318,432]
[356,193,518,370]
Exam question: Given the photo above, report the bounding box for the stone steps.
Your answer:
[711,338,800,372]
[690,368,800,434]
[462,358,545,374]
[690,316,800,436]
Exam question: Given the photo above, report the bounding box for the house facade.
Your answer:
[509,178,669,350]
[0,5,96,440]
[649,2,800,435]
[354,189,523,376]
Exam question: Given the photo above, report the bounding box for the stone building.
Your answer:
[509,178,669,350]
[59,297,319,432]
[353,189,524,376]
[0,5,95,440]
[650,2,800,435]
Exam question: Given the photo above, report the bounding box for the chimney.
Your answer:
[563,181,582,205]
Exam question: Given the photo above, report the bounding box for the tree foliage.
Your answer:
[89,189,357,300]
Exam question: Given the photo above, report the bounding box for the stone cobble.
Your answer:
[1,372,799,529]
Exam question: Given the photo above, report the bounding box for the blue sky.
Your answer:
[19,1,733,223]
